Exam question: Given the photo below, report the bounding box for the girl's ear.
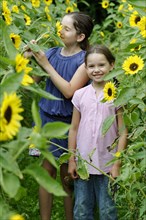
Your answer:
[110,62,115,71]
[77,33,85,42]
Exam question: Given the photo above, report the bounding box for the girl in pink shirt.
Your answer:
[68,45,128,220]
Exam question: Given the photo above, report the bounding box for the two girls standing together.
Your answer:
[25,11,127,220]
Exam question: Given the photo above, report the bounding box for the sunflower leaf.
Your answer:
[42,121,70,138]
[1,19,17,59]
[31,100,42,132]
[0,172,20,198]
[114,88,135,106]
[0,150,23,179]
[102,115,115,136]
[23,164,67,196]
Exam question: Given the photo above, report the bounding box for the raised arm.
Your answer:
[31,49,89,99]
[68,107,81,179]
[110,107,128,178]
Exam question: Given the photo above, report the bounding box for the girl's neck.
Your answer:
[92,81,106,96]
[61,45,82,56]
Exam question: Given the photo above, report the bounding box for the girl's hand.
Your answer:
[110,162,121,179]
[68,160,78,179]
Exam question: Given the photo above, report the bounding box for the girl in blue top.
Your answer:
[25,12,93,220]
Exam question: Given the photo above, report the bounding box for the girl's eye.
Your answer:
[88,65,94,68]
[99,64,105,67]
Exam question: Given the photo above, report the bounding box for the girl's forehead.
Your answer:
[87,53,107,60]
[61,15,74,25]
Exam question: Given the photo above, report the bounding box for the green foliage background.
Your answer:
[0,0,145,220]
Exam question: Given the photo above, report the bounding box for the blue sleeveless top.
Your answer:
[39,47,86,117]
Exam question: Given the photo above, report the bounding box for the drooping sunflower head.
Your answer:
[103,81,117,102]
[122,55,144,75]
[0,93,24,141]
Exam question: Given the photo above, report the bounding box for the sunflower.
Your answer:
[44,0,52,6]
[31,0,40,8]
[0,93,23,141]
[129,11,141,27]
[12,5,19,13]
[103,82,116,102]
[101,0,109,9]
[56,21,62,37]
[15,54,29,73]
[65,6,74,13]
[9,214,25,220]
[2,1,12,25]
[138,16,146,38]
[22,74,34,86]
[24,14,31,26]
[10,33,21,49]
[114,151,121,158]
[122,55,144,75]
[116,21,123,28]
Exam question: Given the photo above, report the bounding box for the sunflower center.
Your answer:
[4,106,12,123]
[135,16,141,24]
[130,63,138,71]
[11,37,15,44]
[108,88,112,96]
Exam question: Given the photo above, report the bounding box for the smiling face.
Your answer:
[85,53,114,83]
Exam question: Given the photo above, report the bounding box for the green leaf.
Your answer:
[41,150,58,169]
[114,88,135,106]
[128,142,145,150]
[0,150,23,179]
[31,100,42,131]
[42,121,70,138]
[128,0,146,8]
[103,69,123,81]
[1,172,20,198]
[0,55,15,68]
[59,152,72,165]
[27,42,41,52]
[1,19,17,59]
[24,84,61,100]
[102,115,115,136]
[132,127,145,139]
[77,157,89,180]
[0,72,24,103]
[23,164,66,196]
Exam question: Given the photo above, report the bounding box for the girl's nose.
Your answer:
[94,67,100,72]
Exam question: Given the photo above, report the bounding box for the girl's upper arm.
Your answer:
[117,107,128,136]
[70,63,89,94]
[71,106,81,130]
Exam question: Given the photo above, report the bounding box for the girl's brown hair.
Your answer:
[66,12,94,50]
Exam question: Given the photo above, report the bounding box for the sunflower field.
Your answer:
[0,0,146,220]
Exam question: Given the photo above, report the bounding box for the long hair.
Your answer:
[67,12,94,50]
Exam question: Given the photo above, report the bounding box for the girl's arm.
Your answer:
[31,50,89,99]
[110,107,128,178]
[68,107,81,179]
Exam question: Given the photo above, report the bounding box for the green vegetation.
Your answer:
[0,0,145,219]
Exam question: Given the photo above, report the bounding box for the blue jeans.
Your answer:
[74,175,118,220]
